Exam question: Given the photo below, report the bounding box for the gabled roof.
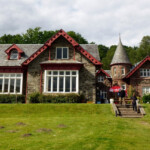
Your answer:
[22,29,102,66]
[124,55,150,78]
[5,44,24,54]
[96,69,110,77]
[111,37,131,66]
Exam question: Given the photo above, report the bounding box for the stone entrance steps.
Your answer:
[116,104,143,118]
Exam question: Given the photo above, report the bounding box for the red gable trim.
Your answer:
[96,69,110,77]
[0,66,26,73]
[125,55,150,78]
[41,63,83,70]
[22,29,102,66]
[45,29,79,47]
[5,44,24,60]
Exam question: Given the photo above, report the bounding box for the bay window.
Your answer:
[44,70,79,93]
[0,73,23,94]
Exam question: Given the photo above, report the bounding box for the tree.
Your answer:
[98,44,109,60]
[136,36,150,61]
[67,31,88,44]
[101,45,117,70]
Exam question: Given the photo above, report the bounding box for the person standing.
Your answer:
[120,89,126,105]
[118,89,121,104]
[131,93,137,111]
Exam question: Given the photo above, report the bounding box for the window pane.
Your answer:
[53,71,58,75]
[16,74,21,77]
[5,74,9,77]
[16,79,21,93]
[47,71,51,75]
[66,71,70,75]
[0,79,3,92]
[72,71,76,75]
[47,77,51,91]
[59,77,64,92]
[0,74,3,77]
[72,77,76,92]
[144,69,146,76]
[147,69,150,77]
[53,77,57,92]
[57,48,62,59]
[4,79,9,92]
[10,79,15,93]
[60,71,64,75]
[10,50,18,59]
[65,77,70,92]
[10,74,15,77]
[63,48,68,59]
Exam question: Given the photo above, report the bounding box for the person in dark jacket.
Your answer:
[120,89,126,105]
[131,93,137,111]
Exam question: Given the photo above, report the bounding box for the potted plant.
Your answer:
[86,99,93,104]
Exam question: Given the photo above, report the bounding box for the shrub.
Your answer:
[0,94,25,103]
[29,93,83,103]
[142,94,150,103]
[29,92,40,103]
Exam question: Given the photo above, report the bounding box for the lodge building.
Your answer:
[0,29,150,103]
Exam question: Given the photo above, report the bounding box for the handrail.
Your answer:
[112,103,120,117]
[136,100,146,115]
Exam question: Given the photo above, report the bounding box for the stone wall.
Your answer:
[96,72,112,101]
[111,64,131,90]
[129,61,150,97]
[26,36,96,102]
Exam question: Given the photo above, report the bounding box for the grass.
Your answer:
[0,104,150,150]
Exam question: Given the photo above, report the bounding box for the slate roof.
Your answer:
[104,70,111,76]
[80,44,100,61]
[111,37,131,65]
[0,44,43,66]
[0,44,99,66]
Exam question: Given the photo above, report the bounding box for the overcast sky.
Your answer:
[0,0,150,46]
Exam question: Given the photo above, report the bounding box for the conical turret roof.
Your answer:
[111,37,131,65]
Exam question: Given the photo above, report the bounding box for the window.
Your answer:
[142,87,150,95]
[56,47,68,59]
[114,67,116,76]
[121,67,125,75]
[10,50,18,60]
[121,83,126,90]
[100,90,107,100]
[44,70,79,93]
[140,69,150,77]
[98,76,104,82]
[0,73,23,94]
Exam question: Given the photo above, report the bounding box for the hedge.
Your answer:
[0,95,25,103]
[29,93,84,103]
[142,94,150,103]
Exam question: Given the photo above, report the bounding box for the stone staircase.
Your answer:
[116,104,143,118]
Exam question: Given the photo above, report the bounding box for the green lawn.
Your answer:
[0,104,150,150]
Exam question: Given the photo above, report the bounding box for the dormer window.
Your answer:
[56,47,68,59]
[5,44,24,60]
[10,50,18,60]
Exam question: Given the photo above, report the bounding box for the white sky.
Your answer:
[0,0,150,46]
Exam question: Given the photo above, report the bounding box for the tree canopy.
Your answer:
[0,27,149,70]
